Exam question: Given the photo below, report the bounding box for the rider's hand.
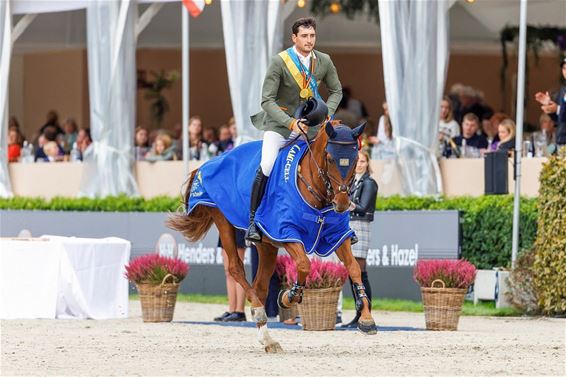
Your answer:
[290,119,308,134]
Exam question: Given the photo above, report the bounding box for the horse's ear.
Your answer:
[325,121,337,139]
[352,121,366,140]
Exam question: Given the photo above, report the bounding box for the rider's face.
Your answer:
[292,26,316,56]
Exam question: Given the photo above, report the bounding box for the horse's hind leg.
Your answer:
[209,209,262,310]
[252,243,283,353]
[335,240,377,335]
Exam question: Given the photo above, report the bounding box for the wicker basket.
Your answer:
[136,274,180,323]
[421,279,467,331]
[297,286,342,331]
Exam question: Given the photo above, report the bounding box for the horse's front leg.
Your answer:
[252,243,283,353]
[335,239,377,335]
[278,242,311,309]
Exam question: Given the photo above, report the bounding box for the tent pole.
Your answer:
[511,0,528,268]
[182,3,189,177]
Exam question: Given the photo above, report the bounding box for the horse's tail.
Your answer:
[166,169,214,242]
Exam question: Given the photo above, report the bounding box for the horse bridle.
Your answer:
[296,127,357,207]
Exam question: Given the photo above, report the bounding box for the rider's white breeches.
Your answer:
[260,131,299,176]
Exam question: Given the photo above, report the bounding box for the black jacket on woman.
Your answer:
[350,172,378,222]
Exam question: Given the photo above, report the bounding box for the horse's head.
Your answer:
[324,121,366,213]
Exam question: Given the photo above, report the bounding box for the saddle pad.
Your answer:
[187,140,353,257]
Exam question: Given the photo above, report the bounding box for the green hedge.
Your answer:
[0,194,537,269]
[533,153,566,315]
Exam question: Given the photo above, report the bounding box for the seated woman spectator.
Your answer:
[188,116,209,160]
[7,128,23,162]
[484,112,507,151]
[35,126,65,162]
[368,101,389,146]
[371,114,395,160]
[438,96,460,141]
[134,126,150,161]
[496,119,516,153]
[62,118,79,153]
[539,113,556,145]
[145,133,176,162]
[42,141,63,162]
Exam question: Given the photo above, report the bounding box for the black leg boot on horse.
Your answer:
[245,167,269,242]
[343,271,373,329]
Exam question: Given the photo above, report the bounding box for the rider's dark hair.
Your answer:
[292,17,316,35]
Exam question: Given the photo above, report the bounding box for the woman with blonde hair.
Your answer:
[438,96,460,140]
[145,133,176,161]
[496,118,516,152]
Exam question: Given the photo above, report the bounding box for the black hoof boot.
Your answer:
[358,319,378,335]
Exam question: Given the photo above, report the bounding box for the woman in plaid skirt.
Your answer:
[343,150,378,328]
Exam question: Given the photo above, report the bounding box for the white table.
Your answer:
[0,236,130,319]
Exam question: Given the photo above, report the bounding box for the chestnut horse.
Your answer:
[168,122,377,353]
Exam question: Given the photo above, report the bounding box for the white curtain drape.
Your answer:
[0,0,13,198]
[81,0,138,197]
[220,0,287,141]
[378,0,452,196]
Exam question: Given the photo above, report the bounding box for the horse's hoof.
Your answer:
[251,306,267,325]
[358,319,378,335]
[277,290,290,310]
[264,341,284,353]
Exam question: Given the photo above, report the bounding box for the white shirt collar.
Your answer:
[293,46,315,69]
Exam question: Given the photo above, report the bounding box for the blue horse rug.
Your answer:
[187,140,354,257]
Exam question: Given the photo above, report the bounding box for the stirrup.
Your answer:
[245,222,262,242]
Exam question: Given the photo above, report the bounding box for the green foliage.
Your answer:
[0,194,537,270]
[0,195,180,212]
[377,195,538,269]
[533,152,566,315]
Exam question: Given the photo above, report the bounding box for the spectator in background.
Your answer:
[188,116,207,160]
[76,127,92,160]
[217,124,234,154]
[35,126,64,161]
[202,127,217,146]
[62,118,78,153]
[496,118,516,153]
[38,110,64,136]
[42,141,62,162]
[438,96,460,141]
[368,101,389,147]
[7,128,22,162]
[342,150,378,329]
[135,126,150,161]
[539,113,556,146]
[228,117,254,147]
[145,133,176,162]
[535,57,566,148]
[484,112,507,151]
[338,86,368,122]
[371,114,395,160]
[453,113,488,152]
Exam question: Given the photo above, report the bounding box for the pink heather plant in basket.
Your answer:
[413,259,476,289]
[276,255,349,289]
[125,253,189,285]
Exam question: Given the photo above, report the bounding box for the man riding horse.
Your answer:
[246,17,343,242]
[168,17,377,353]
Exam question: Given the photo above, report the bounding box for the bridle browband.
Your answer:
[295,125,357,208]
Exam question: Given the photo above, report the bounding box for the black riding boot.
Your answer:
[245,167,268,242]
[343,272,372,328]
